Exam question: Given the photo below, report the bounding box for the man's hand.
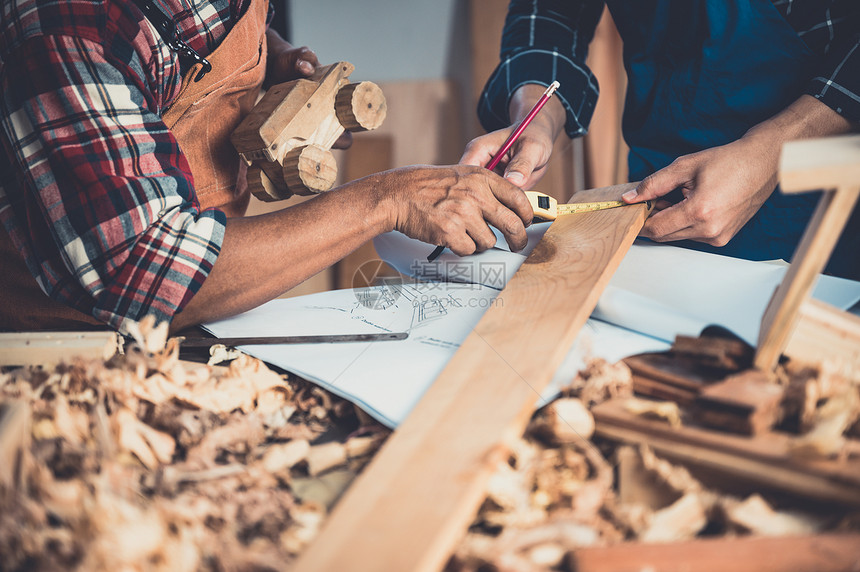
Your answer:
[622,94,856,246]
[382,165,533,255]
[460,84,565,190]
[621,136,779,246]
[265,29,319,84]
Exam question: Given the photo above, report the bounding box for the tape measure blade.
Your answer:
[556,200,626,215]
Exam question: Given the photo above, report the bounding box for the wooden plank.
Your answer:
[293,183,651,572]
[0,331,120,367]
[695,370,785,435]
[672,334,753,372]
[780,134,860,192]
[784,298,860,372]
[625,352,719,392]
[757,135,860,370]
[0,402,30,492]
[755,188,860,371]
[570,533,860,572]
[593,398,860,507]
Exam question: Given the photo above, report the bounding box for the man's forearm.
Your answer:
[171,177,393,332]
[744,94,856,148]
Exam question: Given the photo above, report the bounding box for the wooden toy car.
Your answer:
[231,61,387,200]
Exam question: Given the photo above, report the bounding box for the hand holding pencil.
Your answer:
[428,81,562,261]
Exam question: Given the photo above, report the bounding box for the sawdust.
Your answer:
[2,325,857,571]
[0,320,388,571]
[447,357,857,572]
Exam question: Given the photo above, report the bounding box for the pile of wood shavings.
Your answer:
[0,320,388,572]
[447,358,857,572]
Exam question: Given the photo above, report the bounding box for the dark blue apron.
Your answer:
[606,0,858,277]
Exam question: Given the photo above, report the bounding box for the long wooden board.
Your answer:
[294,183,651,572]
[0,331,120,367]
[755,135,860,370]
[592,398,860,507]
[570,533,860,572]
[0,402,30,491]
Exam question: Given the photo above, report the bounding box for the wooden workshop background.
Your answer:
[246,2,627,297]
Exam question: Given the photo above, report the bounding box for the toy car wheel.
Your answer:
[282,144,338,195]
[335,81,387,132]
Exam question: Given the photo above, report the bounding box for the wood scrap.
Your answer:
[0,401,30,492]
[568,533,860,572]
[307,442,348,476]
[723,494,825,537]
[790,386,860,459]
[622,351,721,406]
[616,445,679,510]
[695,370,786,435]
[529,398,595,443]
[672,333,754,372]
[622,396,683,428]
[592,398,860,507]
[447,368,858,572]
[638,491,709,543]
[562,358,634,406]
[0,331,121,367]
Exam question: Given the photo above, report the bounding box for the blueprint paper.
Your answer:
[203,281,666,427]
[204,227,860,428]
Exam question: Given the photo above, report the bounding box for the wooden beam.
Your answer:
[784,298,860,372]
[0,331,120,367]
[293,183,651,572]
[694,370,785,435]
[569,533,860,572]
[779,134,860,193]
[0,401,30,492]
[755,135,860,371]
[593,398,860,507]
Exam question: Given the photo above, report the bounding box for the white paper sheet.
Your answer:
[204,227,860,428]
[203,281,666,427]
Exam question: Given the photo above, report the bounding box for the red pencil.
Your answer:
[427,81,561,261]
[485,80,561,171]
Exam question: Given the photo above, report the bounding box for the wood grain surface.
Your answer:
[293,183,650,572]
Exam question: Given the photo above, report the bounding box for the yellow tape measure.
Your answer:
[525,191,643,221]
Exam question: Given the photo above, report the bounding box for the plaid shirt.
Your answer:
[0,0,266,334]
[479,0,860,138]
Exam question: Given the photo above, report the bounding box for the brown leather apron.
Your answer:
[0,0,268,331]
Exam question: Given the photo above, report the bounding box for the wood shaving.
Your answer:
[530,397,594,443]
[639,491,708,543]
[563,358,633,406]
[0,320,389,570]
[724,494,824,536]
[3,329,857,572]
[790,386,860,459]
[623,396,683,427]
[306,442,348,476]
[448,355,857,572]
